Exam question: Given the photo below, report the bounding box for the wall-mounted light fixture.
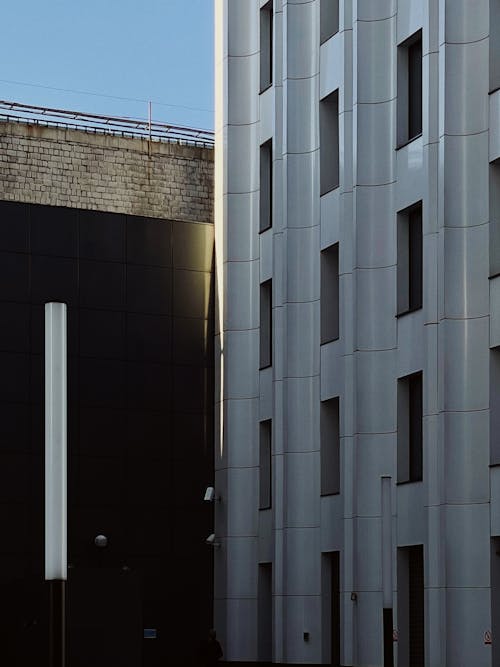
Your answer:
[204,486,220,502]
[205,533,221,548]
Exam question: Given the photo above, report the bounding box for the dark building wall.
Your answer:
[0,199,214,667]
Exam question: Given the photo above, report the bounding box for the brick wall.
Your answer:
[0,121,213,222]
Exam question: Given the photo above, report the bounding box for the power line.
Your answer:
[0,78,214,114]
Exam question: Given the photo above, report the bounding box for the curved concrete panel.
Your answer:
[287,226,320,302]
[356,267,397,351]
[443,317,489,412]
[444,41,489,136]
[444,410,489,504]
[443,132,489,227]
[287,1,319,80]
[356,17,395,104]
[443,224,489,319]
[444,0,489,44]
[286,151,320,228]
[286,76,320,154]
[356,100,395,186]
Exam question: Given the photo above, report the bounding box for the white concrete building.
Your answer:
[214,1,500,665]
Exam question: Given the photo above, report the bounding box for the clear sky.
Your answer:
[0,0,214,130]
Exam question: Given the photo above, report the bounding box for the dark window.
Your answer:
[491,0,500,92]
[321,243,340,343]
[397,202,422,315]
[259,420,272,509]
[491,347,500,464]
[260,140,273,232]
[260,1,273,92]
[491,537,500,667]
[408,39,422,139]
[397,545,424,667]
[320,0,339,44]
[258,563,273,661]
[260,280,272,369]
[320,90,340,195]
[490,163,500,277]
[397,31,422,146]
[383,608,394,667]
[397,371,423,483]
[321,552,340,667]
[321,397,340,495]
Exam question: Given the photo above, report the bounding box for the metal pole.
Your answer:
[148,101,152,142]
[45,302,67,667]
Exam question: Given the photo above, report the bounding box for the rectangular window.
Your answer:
[320,0,339,44]
[491,347,500,464]
[383,608,394,667]
[491,538,500,667]
[397,30,422,146]
[491,0,500,92]
[397,202,423,315]
[397,372,423,483]
[491,163,500,277]
[260,1,273,92]
[259,420,272,509]
[397,545,424,667]
[258,563,273,661]
[321,397,340,495]
[321,243,340,344]
[260,280,272,369]
[321,552,340,667]
[260,140,272,232]
[320,90,339,195]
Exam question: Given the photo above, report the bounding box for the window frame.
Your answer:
[260,0,273,94]
[259,139,273,233]
[397,201,423,317]
[397,30,423,148]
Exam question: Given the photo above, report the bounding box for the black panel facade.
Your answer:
[0,200,214,667]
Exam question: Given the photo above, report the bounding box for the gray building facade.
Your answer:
[215,1,500,665]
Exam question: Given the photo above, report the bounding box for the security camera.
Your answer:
[205,533,221,548]
[204,486,216,502]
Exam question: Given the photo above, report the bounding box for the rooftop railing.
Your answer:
[0,100,214,147]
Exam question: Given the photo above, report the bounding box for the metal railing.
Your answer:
[0,100,214,147]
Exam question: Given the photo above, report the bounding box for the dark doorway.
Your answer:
[322,551,340,667]
[383,607,394,667]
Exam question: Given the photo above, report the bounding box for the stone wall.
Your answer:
[0,121,213,222]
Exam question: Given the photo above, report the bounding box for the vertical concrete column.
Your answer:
[423,2,445,666]
[439,1,491,665]
[214,0,260,659]
[339,2,356,664]
[273,0,287,662]
[353,1,397,665]
[282,0,321,662]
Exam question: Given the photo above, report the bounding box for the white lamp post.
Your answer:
[45,302,67,667]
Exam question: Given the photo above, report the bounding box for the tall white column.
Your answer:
[45,301,67,667]
[439,2,491,665]
[45,301,67,582]
[282,0,322,662]
[214,0,260,660]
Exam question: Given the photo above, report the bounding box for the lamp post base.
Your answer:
[48,579,66,667]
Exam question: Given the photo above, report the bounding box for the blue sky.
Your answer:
[0,0,214,130]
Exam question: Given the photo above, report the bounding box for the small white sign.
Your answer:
[484,630,492,645]
[392,629,398,642]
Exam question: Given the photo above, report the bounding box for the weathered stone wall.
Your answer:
[0,121,213,222]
